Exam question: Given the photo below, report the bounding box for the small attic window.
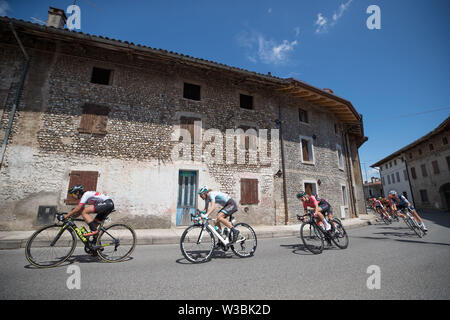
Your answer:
[91,67,112,85]
[240,94,253,110]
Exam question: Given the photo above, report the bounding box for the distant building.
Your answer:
[372,117,450,211]
[363,177,383,199]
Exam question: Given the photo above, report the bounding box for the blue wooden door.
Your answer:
[176,171,197,226]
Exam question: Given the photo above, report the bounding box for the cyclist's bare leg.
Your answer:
[216,212,233,230]
[80,205,96,225]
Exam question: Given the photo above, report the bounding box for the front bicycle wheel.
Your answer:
[410,219,424,238]
[231,223,257,258]
[180,225,215,263]
[96,224,136,263]
[25,224,77,268]
[300,222,324,254]
[330,219,349,249]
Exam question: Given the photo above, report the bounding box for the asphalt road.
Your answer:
[1,211,449,300]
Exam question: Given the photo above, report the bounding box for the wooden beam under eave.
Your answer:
[289,89,310,95]
[276,85,296,91]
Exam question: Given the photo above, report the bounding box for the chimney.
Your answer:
[46,7,67,29]
[323,88,334,94]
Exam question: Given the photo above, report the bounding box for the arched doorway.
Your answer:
[439,183,450,211]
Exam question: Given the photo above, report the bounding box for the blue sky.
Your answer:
[2,0,450,181]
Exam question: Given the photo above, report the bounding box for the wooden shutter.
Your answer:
[240,179,258,205]
[180,116,200,144]
[66,171,99,205]
[411,167,417,179]
[302,139,309,162]
[239,125,255,150]
[78,104,109,134]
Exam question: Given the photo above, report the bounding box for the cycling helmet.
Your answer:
[68,184,84,194]
[296,191,307,199]
[389,190,397,196]
[198,186,208,195]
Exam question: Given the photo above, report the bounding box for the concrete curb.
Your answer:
[0,215,378,250]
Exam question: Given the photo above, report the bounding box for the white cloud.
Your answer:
[237,31,298,65]
[294,27,301,37]
[0,0,10,16]
[268,8,272,14]
[315,0,353,34]
[314,13,328,33]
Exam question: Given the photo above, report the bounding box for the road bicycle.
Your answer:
[375,207,392,225]
[25,212,136,268]
[399,207,426,238]
[298,209,349,254]
[180,209,257,263]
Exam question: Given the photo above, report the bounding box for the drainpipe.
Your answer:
[0,21,30,169]
[277,105,289,225]
[402,155,416,207]
[342,127,358,218]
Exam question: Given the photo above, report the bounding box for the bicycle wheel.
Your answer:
[410,219,424,238]
[330,219,349,249]
[230,223,257,258]
[25,224,77,268]
[96,224,136,263]
[300,222,324,254]
[180,225,215,263]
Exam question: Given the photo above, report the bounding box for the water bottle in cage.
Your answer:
[223,227,229,239]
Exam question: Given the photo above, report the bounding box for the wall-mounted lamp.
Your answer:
[275,169,282,178]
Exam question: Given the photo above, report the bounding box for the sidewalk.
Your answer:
[0,213,378,250]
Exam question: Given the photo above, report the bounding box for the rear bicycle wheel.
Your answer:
[180,225,215,263]
[25,224,77,268]
[230,223,257,258]
[96,224,136,263]
[300,222,324,254]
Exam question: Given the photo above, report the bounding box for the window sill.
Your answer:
[301,161,315,166]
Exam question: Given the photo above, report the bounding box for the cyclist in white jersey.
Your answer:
[198,186,240,243]
[59,184,115,236]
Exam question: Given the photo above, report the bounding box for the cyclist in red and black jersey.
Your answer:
[59,185,115,236]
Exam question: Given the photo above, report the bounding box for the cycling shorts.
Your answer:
[93,199,115,221]
[319,202,333,215]
[219,199,238,216]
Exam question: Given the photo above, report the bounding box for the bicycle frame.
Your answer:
[193,213,244,247]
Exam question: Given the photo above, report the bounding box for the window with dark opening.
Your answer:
[299,108,308,123]
[420,190,429,203]
[411,167,417,179]
[429,144,434,151]
[91,67,112,85]
[421,164,427,177]
[183,83,201,101]
[240,94,253,110]
[443,137,448,145]
[432,160,440,174]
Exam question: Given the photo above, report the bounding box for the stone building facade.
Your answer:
[372,117,450,211]
[0,12,367,230]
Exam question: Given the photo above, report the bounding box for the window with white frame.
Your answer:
[336,144,344,170]
[303,181,318,197]
[341,184,348,206]
[300,135,314,164]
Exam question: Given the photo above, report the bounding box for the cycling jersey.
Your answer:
[391,195,409,208]
[79,191,111,206]
[374,199,383,208]
[205,191,237,216]
[206,191,231,207]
